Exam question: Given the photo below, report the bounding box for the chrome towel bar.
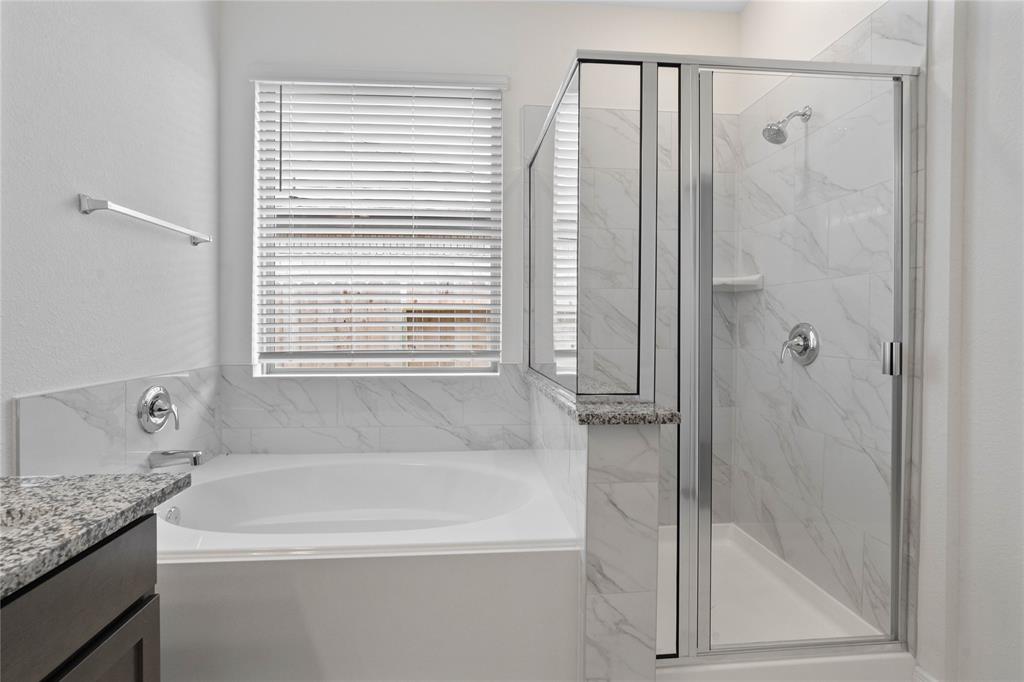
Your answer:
[78,193,213,246]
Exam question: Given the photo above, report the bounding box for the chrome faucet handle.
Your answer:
[778,322,820,366]
[138,386,180,433]
[150,397,180,430]
[779,336,806,363]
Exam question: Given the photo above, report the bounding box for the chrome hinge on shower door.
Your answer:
[882,341,903,376]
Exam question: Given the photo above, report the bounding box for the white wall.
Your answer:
[917,2,1024,680]
[955,1,1023,678]
[729,0,885,110]
[217,1,739,366]
[0,1,221,474]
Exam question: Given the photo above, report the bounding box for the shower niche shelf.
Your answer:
[712,273,764,293]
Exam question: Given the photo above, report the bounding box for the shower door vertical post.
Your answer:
[639,62,658,403]
[694,67,715,655]
[675,63,700,660]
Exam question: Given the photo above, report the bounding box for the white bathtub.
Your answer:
[156,451,581,681]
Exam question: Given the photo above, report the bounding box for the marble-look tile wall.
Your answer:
[584,424,660,682]
[578,106,641,396]
[18,364,534,474]
[220,364,531,454]
[529,381,588,538]
[17,366,221,475]
[714,0,926,633]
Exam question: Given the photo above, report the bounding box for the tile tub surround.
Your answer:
[17,366,221,476]
[17,364,535,475]
[220,364,532,454]
[0,472,190,599]
[709,0,927,636]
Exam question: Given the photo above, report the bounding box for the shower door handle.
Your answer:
[882,341,903,376]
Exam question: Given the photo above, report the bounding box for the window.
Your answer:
[254,80,503,375]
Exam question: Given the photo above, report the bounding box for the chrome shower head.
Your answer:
[762,105,813,145]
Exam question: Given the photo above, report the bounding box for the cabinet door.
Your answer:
[56,595,160,682]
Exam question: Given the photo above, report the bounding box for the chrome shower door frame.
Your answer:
[685,60,918,664]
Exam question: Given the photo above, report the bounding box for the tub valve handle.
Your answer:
[138,385,180,433]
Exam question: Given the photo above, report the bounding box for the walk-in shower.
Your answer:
[528,51,917,666]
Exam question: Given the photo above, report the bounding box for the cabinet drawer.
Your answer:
[1,515,156,681]
[56,594,160,682]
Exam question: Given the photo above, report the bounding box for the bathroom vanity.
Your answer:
[0,474,189,681]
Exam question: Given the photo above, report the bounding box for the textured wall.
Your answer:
[0,1,220,474]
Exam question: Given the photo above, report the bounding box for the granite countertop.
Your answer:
[0,473,190,600]
[524,370,681,426]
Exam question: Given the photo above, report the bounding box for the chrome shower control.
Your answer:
[137,385,180,433]
[779,323,820,366]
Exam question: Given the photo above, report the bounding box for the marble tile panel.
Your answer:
[713,114,740,174]
[763,274,877,361]
[733,348,790,421]
[584,592,656,682]
[862,533,893,633]
[249,426,380,454]
[578,288,640,351]
[658,170,680,232]
[823,436,891,538]
[736,146,795,230]
[220,365,337,428]
[658,111,679,171]
[657,229,679,291]
[757,478,864,612]
[580,168,641,232]
[656,290,679,351]
[580,108,640,170]
[579,227,639,290]
[791,357,892,453]
[379,424,531,452]
[733,409,825,507]
[794,92,894,212]
[17,382,127,475]
[870,0,927,67]
[659,425,679,526]
[337,376,463,427]
[739,214,830,286]
[456,366,531,426]
[586,481,659,594]
[713,172,736,233]
[588,425,659,484]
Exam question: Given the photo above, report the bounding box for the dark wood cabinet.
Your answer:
[1,515,160,681]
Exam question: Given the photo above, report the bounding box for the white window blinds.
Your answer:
[551,89,579,374]
[254,80,503,375]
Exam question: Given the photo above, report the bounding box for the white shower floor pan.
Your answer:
[658,523,881,652]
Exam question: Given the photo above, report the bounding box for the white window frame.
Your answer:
[252,77,506,377]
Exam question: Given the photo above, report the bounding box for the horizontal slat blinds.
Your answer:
[552,88,579,373]
[254,80,503,374]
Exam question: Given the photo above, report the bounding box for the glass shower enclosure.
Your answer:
[527,51,918,663]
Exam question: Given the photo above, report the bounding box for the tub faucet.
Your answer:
[148,450,207,470]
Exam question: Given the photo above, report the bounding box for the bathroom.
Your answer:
[1,1,1021,681]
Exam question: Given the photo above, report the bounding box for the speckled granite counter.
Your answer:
[524,370,681,425]
[0,473,190,599]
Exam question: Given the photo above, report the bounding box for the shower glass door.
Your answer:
[697,65,907,651]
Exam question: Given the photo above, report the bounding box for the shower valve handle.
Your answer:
[779,323,820,366]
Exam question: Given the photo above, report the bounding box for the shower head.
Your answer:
[762,105,813,145]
